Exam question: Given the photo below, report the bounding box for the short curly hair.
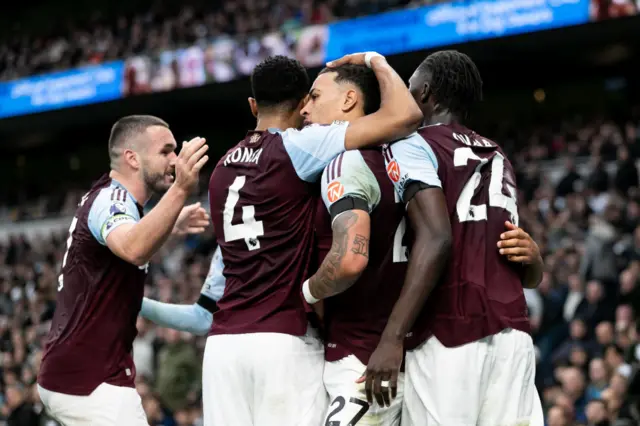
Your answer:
[319,64,380,115]
[417,50,483,118]
[251,55,310,110]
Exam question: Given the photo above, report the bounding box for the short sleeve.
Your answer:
[87,187,141,245]
[320,151,381,218]
[383,132,441,203]
[279,121,349,182]
[200,246,225,302]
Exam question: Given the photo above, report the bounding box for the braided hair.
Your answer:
[417,50,483,119]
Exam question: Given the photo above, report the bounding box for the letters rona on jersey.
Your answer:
[224,147,263,166]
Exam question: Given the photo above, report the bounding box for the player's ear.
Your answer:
[341,89,357,113]
[248,97,258,118]
[123,148,141,171]
[421,83,431,105]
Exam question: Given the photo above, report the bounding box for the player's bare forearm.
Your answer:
[108,185,188,266]
[522,255,544,289]
[309,210,370,300]
[344,58,422,150]
[380,189,451,343]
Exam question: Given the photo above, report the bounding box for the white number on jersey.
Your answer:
[454,147,519,225]
[223,176,264,251]
[58,217,78,291]
[58,193,89,291]
[392,191,408,263]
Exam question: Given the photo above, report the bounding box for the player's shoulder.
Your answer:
[323,150,374,185]
[90,181,139,217]
[216,131,280,169]
[278,121,349,142]
[383,132,433,159]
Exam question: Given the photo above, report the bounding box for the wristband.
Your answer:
[302,279,320,305]
[364,52,384,68]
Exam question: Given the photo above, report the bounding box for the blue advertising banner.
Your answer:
[0,61,124,119]
[325,0,591,60]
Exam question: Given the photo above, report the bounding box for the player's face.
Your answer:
[140,126,178,194]
[301,72,352,126]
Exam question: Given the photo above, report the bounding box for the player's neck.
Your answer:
[108,170,149,205]
[255,114,297,132]
[425,111,462,127]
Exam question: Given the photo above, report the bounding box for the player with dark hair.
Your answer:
[37,115,210,424]
[298,62,413,425]
[204,54,421,426]
[365,50,544,425]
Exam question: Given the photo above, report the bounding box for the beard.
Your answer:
[142,167,172,194]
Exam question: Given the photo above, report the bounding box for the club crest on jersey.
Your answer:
[249,133,260,144]
[386,160,401,183]
[327,181,345,203]
[109,201,127,216]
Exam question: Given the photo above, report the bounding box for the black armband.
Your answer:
[404,181,439,204]
[197,294,219,314]
[329,196,369,221]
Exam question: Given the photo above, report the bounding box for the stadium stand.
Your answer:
[0,0,417,82]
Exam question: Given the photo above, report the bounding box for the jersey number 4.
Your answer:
[454,147,519,226]
[223,176,264,251]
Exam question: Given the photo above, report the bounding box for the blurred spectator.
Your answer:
[155,329,201,413]
[3,384,40,426]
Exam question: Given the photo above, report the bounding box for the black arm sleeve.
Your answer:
[404,181,439,204]
[328,196,369,221]
[197,294,219,314]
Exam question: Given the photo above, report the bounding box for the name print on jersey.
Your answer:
[223,147,263,166]
[453,132,494,148]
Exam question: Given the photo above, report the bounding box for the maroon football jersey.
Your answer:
[315,149,409,365]
[387,124,530,350]
[208,131,321,336]
[38,174,147,395]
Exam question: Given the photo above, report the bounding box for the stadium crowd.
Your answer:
[0,107,637,425]
[0,0,425,82]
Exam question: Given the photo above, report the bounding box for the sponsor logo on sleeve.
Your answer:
[386,160,401,183]
[331,120,348,126]
[109,201,128,216]
[327,181,345,203]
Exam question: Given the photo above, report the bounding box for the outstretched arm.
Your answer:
[140,300,213,335]
[139,246,225,334]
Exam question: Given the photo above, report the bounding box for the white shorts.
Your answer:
[202,328,328,426]
[402,328,543,426]
[37,383,148,425]
[324,355,403,426]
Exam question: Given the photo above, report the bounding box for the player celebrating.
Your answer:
[37,115,209,425]
[372,50,544,425]
[139,245,224,335]
[205,54,421,426]
[300,63,413,425]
